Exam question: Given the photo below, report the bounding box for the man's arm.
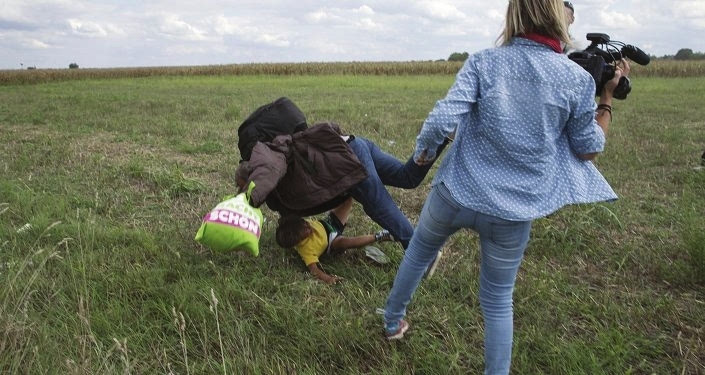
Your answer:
[246,142,288,207]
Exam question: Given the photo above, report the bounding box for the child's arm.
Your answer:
[307,263,341,284]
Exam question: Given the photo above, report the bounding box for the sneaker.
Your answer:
[364,246,390,264]
[385,319,410,340]
[424,250,443,279]
[374,230,393,242]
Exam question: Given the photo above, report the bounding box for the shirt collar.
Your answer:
[514,34,562,53]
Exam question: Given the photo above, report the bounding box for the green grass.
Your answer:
[1,74,704,374]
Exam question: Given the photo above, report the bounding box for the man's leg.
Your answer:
[347,139,414,248]
[357,137,451,189]
[329,197,354,226]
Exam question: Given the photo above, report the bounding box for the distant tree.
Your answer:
[69,63,79,69]
[27,66,36,70]
[448,52,469,62]
[674,48,694,60]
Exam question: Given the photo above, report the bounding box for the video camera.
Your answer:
[568,33,650,100]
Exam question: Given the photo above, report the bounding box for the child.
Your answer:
[275,197,393,284]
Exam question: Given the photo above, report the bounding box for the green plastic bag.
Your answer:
[195,182,263,256]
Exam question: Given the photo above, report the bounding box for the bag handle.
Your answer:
[245,181,257,204]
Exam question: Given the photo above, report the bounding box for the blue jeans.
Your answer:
[347,137,434,249]
[384,183,531,375]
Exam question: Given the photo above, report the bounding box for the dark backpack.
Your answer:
[237,97,308,161]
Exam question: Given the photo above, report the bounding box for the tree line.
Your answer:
[667,49,705,60]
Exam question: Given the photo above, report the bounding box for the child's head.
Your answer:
[275,215,311,248]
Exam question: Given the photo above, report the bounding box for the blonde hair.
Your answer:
[498,0,571,46]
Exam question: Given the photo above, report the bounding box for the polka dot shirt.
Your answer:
[415,37,617,221]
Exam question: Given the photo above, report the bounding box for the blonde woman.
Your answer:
[382,0,629,374]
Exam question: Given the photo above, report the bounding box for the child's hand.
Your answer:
[326,275,343,284]
[309,263,343,285]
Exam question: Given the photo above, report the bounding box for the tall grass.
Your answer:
[630,59,705,77]
[1,59,704,85]
[0,61,463,85]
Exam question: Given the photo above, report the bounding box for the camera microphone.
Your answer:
[621,45,650,66]
[569,33,649,100]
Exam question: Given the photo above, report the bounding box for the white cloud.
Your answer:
[0,32,51,50]
[68,19,107,37]
[210,15,290,47]
[306,9,344,23]
[25,38,50,49]
[305,5,381,29]
[164,45,210,55]
[0,1,33,24]
[414,1,466,21]
[671,1,705,29]
[158,14,207,41]
[255,33,290,48]
[212,15,243,35]
[598,11,639,29]
[355,17,381,30]
[672,1,705,18]
[356,5,375,16]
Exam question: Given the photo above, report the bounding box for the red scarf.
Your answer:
[520,33,562,53]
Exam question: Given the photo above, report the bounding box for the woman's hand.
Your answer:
[602,59,631,97]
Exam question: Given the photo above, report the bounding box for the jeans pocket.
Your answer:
[427,183,460,226]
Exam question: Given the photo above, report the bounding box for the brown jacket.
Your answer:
[246,122,368,215]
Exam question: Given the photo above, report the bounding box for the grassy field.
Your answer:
[1,73,703,374]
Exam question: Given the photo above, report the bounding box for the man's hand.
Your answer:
[414,150,434,166]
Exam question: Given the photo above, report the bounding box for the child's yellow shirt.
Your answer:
[294,219,329,266]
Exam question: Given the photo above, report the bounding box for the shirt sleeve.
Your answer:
[414,57,479,160]
[296,245,319,266]
[566,75,606,155]
[247,142,288,207]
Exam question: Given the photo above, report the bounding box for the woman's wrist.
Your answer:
[599,94,613,106]
[595,103,613,125]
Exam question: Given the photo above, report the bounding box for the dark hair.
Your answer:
[275,215,310,248]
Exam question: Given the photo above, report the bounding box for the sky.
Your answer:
[1,0,704,70]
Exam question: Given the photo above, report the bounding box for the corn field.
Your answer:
[0,59,703,85]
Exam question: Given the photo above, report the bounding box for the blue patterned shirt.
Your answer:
[415,37,617,221]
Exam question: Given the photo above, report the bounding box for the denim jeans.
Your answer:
[384,183,531,375]
[347,137,434,248]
